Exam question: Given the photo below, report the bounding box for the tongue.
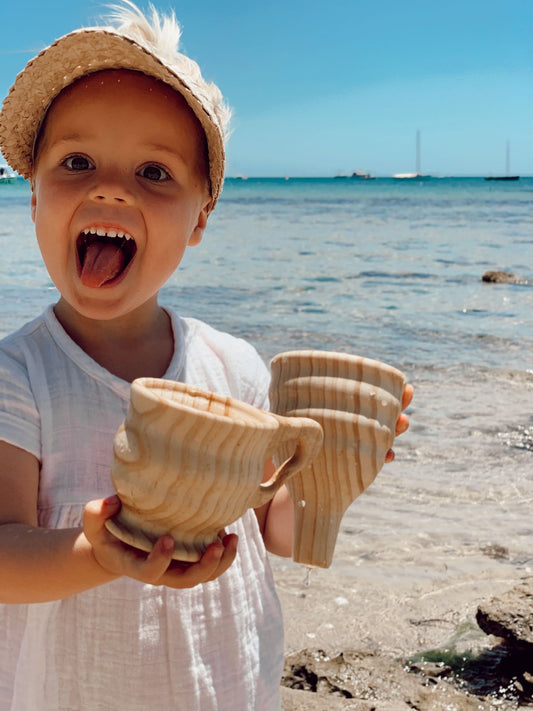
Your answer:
[80,242,126,287]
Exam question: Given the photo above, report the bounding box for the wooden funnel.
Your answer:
[269,351,406,568]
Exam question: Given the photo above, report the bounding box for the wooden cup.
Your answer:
[105,377,323,562]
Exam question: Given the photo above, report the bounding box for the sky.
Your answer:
[1,0,532,177]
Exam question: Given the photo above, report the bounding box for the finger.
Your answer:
[192,533,237,580]
[133,534,176,583]
[204,533,238,582]
[83,496,120,542]
[163,540,226,587]
[164,534,238,587]
[395,412,410,436]
[402,384,414,410]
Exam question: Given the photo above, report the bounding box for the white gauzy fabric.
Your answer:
[0,306,283,711]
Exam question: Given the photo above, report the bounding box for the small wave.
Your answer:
[303,276,341,283]
[298,306,326,314]
[498,425,533,452]
[458,308,488,315]
[356,270,435,280]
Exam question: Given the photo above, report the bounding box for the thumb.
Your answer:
[83,496,121,538]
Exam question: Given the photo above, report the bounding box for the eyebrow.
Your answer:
[33,130,87,164]
[142,142,190,163]
[54,133,85,142]
[41,133,89,152]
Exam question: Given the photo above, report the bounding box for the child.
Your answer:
[0,3,412,709]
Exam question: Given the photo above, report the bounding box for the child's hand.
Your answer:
[385,383,414,463]
[83,496,238,588]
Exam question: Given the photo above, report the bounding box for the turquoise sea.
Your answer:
[1,175,532,586]
[1,176,532,370]
[180,176,533,372]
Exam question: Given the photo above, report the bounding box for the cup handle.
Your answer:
[249,415,323,509]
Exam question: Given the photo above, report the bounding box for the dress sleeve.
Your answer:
[237,344,271,411]
[0,351,41,460]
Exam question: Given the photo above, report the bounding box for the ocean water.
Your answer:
[1,176,532,587]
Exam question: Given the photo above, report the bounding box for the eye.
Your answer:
[62,155,94,171]
[138,164,171,182]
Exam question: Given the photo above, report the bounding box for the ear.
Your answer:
[30,187,37,224]
[188,202,209,246]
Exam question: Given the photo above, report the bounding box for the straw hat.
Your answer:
[0,2,231,210]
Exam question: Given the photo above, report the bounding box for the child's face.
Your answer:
[31,69,210,323]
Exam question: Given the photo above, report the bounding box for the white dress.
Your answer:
[0,306,283,711]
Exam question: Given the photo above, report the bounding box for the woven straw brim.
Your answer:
[0,29,225,209]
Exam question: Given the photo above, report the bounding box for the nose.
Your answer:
[88,171,135,205]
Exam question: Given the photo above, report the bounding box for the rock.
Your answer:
[476,580,533,651]
[281,647,501,710]
[481,270,530,285]
[480,543,509,560]
[281,686,364,710]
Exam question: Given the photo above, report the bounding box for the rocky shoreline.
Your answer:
[275,567,533,710]
[281,642,531,710]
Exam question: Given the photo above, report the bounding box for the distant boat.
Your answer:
[334,170,375,180]
[393,130,431,180]
[350,170,375,180]
[485,176,519,181]
[393,173,428,180]
[485,141,519,181]
[0,165,16,184]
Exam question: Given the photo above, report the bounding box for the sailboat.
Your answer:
[393,130,431,180]
[485,141,519,181]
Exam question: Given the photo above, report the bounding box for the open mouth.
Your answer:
[76,228,137,287]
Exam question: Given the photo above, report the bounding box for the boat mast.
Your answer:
[506,140,510,177]
[416,130,421,175]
